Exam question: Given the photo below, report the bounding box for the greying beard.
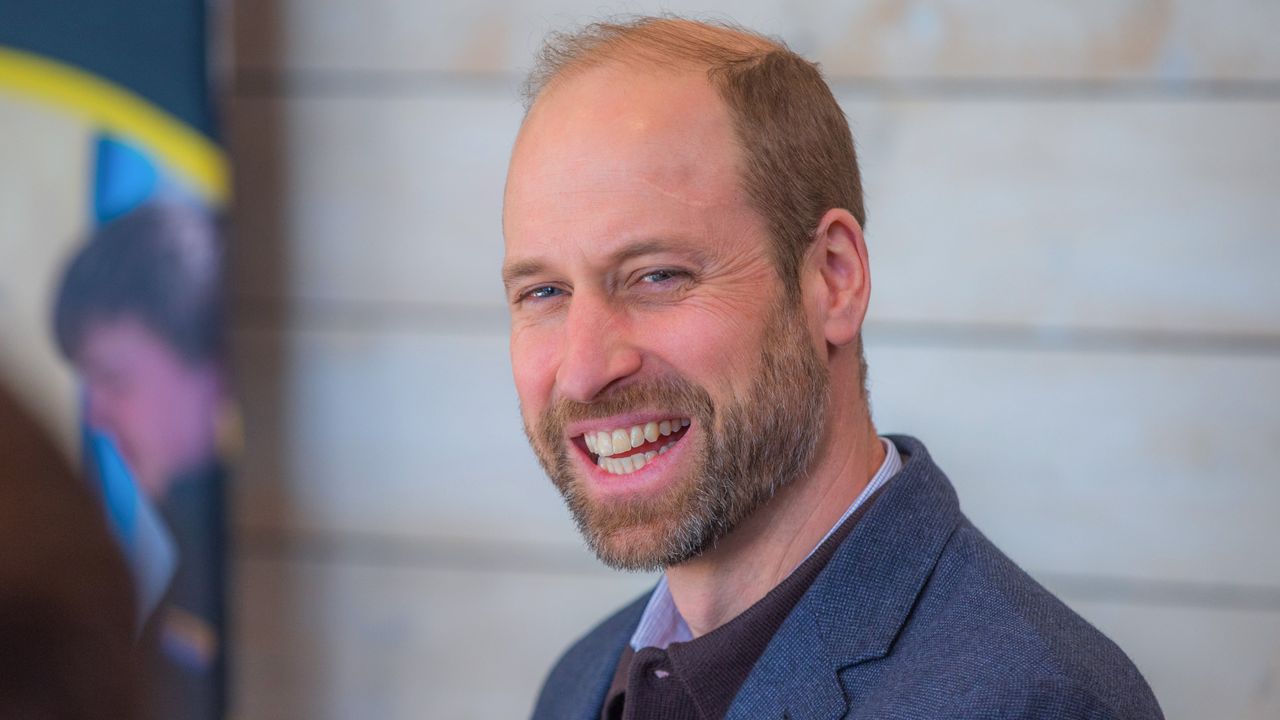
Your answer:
[525,299,829,571]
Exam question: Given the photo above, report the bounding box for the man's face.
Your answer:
[503,66,830,570]
[77,316,221,499]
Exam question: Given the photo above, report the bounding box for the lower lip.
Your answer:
[574,426,693,497]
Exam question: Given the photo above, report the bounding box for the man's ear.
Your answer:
[804,208,870,348]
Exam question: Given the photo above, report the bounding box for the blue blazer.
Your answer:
[531,435,1164,719]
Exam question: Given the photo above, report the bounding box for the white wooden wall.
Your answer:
[227,2,1280,718]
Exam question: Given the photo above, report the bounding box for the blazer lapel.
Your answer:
[726,435,963,720]
[724,602,846,720]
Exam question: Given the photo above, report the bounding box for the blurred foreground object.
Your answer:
[0,384,140,718]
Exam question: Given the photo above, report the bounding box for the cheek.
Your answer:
[510,327,558,417]
[136,385,181,440]
[102,387,163,459]
[635,307,768,395]
[129,367,200,443]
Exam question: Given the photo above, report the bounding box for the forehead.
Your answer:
[78,315,175,367]
[504,64,753,257]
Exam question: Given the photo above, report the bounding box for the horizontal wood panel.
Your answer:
[867,346,1280,588]
[857,98,1280,335]
[232,0,1280,82]
[231,328,568,545]
[232,554,655,719]
[230,93,1280,335]
[230,327,1280,588]
[229,92,518,313]
[231,553,1280,719]
[1044,594,1274,717]
[1066,599,1280,720]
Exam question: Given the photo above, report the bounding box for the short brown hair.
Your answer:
[53,200,224,364]
[523,16,865,297]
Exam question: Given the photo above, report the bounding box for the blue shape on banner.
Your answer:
[87,427,178,629]
[93,134,158,222]
[86,424,137,542]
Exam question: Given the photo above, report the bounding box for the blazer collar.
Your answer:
[726,435,963,720]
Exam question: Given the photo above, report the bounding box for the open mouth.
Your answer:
[575,418,691,475]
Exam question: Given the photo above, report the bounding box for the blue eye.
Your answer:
[641,269,679,283]
[523,285,562,301]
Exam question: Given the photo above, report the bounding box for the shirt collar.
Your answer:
[630,436,903,650]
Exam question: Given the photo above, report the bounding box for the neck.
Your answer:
[664,397,884,637]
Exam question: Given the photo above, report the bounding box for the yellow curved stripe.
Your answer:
[0,45,228,204]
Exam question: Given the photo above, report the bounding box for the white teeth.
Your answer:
[593,438,680,474]
[588,419,688,459]
[644,422,659,443]
[662,437,679,455]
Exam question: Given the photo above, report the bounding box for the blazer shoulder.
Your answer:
[894,520,1164,717]
[530,591,648,720]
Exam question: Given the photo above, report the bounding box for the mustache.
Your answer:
[538,377,716,438]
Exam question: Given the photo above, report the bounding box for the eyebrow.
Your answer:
[502,238,699,291]
[501,258,546,290]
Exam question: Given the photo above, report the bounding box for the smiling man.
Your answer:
[503,17,1162,720]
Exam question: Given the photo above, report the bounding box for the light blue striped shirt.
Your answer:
[630,437,904,650]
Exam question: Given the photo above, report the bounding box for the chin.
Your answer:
[588,527,688,572]
[575,493,716,572]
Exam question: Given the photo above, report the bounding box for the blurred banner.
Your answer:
[1,2,230,718]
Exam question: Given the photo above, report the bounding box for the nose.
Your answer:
[555,293,642,403]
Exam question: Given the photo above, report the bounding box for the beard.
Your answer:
[523,297,830,571]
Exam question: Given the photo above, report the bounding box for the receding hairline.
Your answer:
[521,16,789,112]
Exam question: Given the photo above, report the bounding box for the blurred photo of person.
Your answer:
[53,200,228,720]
